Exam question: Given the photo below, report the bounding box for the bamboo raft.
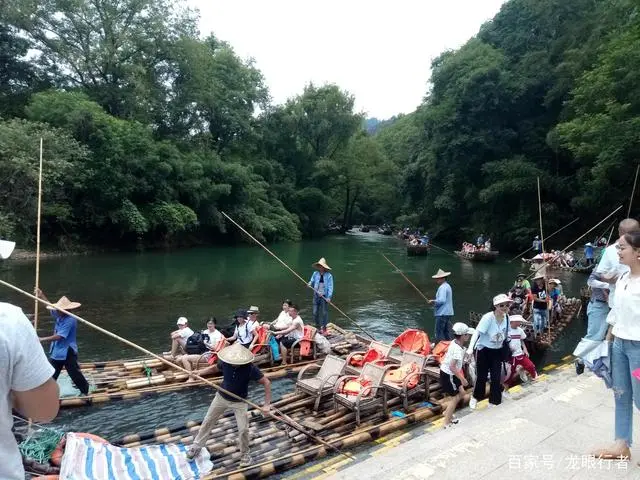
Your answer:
[469,297,582,351]
[61,324,367,408]
[406,244,430,256]
[455,250,499,262]
[114,373,455,479]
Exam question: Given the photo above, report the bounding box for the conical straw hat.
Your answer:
[0,240,15,260]
[46,296,81,311]
[431,268,451,279]
[312,257,331,270]
[217,342,255,365]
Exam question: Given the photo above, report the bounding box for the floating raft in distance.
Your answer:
[455,250,499,262]
[406,244,430,256]
[61,324,367,408]
[468,297,582,351]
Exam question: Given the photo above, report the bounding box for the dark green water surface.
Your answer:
[1,233,587,439]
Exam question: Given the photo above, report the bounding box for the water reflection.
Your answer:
[0,235,593,439]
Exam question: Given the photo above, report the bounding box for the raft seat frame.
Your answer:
[382,351,430,411]
[344,340,395,375]
[283,326,319,365]
[333,363,389,426]
[296,355,347,411]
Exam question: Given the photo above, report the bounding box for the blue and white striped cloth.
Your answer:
[59,432,213,479]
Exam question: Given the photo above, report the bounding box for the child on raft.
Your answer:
[439,322,474,428]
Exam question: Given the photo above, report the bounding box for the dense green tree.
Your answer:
[0,118,90,244]
[9,0,198,121]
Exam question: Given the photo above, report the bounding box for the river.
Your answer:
[1,232,587,439]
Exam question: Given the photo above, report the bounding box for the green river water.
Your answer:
[1,232,587,440]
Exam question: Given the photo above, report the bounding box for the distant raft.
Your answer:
[406,244,431,256]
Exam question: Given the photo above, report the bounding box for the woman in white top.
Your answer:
[182,318,226,382]
[594,230,640,461]
[439,322,474,427]
[273,304,304,365]
[467,293,512,409]
[226,309,257,348]
[270,299,293,330]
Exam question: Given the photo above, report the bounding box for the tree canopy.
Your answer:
[1,0,639,250]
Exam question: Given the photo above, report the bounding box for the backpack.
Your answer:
[185,331,207,355]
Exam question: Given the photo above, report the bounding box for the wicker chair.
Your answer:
[249,325,275,366]
[296,355,347,411]
[283,325,318,364]
[344,340,395,375]
[333,363,388,426]
[383,351,430,410]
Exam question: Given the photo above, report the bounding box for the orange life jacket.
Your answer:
[393,329,431,356]
[339,377,373,397]
[349,347,386,367]
[384,362,420,389]
[299,325,317,357]
[432,341,452,365]
[251,325,270,354]
[207,337,227,365]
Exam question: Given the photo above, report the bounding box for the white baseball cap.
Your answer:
[452,322,475,335]
[176,316,188,325]
[493,294,513,306]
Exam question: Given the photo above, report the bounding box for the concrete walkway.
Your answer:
[321,363,640,479]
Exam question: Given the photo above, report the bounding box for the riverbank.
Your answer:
[305,362,636,480]
[7,248,89,261]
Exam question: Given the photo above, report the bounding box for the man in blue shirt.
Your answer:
[36,289,89,395]
[532,235,542,253]
[429,268,454,342]
[584,242,595,266]
[308,257,333,335]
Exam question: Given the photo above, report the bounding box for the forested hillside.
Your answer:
[378,0,640,247]
[1,0,639,250]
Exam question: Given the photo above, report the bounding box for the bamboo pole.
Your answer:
[0,279,355,462]
[429,242,455,256]
[628,163,640,217]
[33,138,44,330]
[606,224,616,246]
[381,253,431,304]
[507,217,580,263]
[221,211,375,341]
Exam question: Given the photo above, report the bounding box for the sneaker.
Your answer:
[516,365,529,383]
[575,361,585,375]
[502,391,512,401]
[469,397,477,410]
[239,454,252,467]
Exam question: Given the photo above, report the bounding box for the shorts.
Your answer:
[439,370,462,396]
[281,337,297,348]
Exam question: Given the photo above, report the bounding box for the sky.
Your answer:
[189,0,507,119]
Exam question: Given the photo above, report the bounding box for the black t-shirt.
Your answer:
[510,286,527,306]
[218,361,264,401]
[531,283,548,310]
